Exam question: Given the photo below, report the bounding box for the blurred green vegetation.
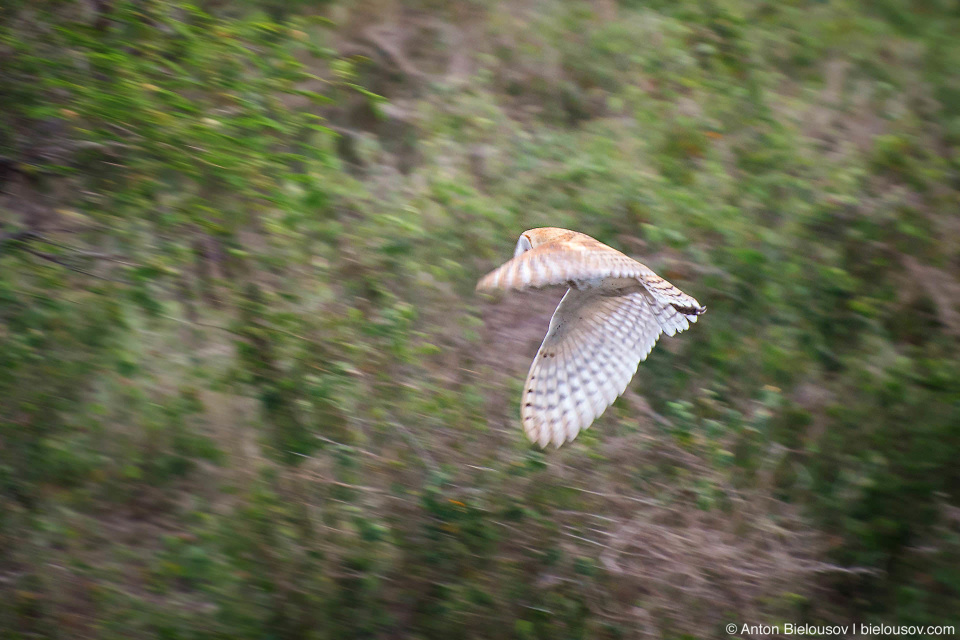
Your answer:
[2,0,960,638]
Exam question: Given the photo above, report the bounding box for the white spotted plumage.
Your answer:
[478,228,705,448]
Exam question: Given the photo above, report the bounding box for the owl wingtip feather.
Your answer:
[476,271,497,292]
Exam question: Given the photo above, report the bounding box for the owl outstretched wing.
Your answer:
[477,232,704,317]
[522,287,688,447]
[476,236,641,292]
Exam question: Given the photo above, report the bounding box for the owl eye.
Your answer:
[513,233,533,258]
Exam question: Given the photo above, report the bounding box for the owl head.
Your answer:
[513,227,576,257]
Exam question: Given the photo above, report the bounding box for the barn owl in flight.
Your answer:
[477,228,705,448]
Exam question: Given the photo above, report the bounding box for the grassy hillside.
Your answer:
[2,1,960,638]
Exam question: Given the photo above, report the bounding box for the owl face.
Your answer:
[513,233,533,258]
[515,228,579,256]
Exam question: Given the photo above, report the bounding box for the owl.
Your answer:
[477,228,705,448]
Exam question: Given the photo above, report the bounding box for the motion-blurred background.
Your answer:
[2,1,959,638]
